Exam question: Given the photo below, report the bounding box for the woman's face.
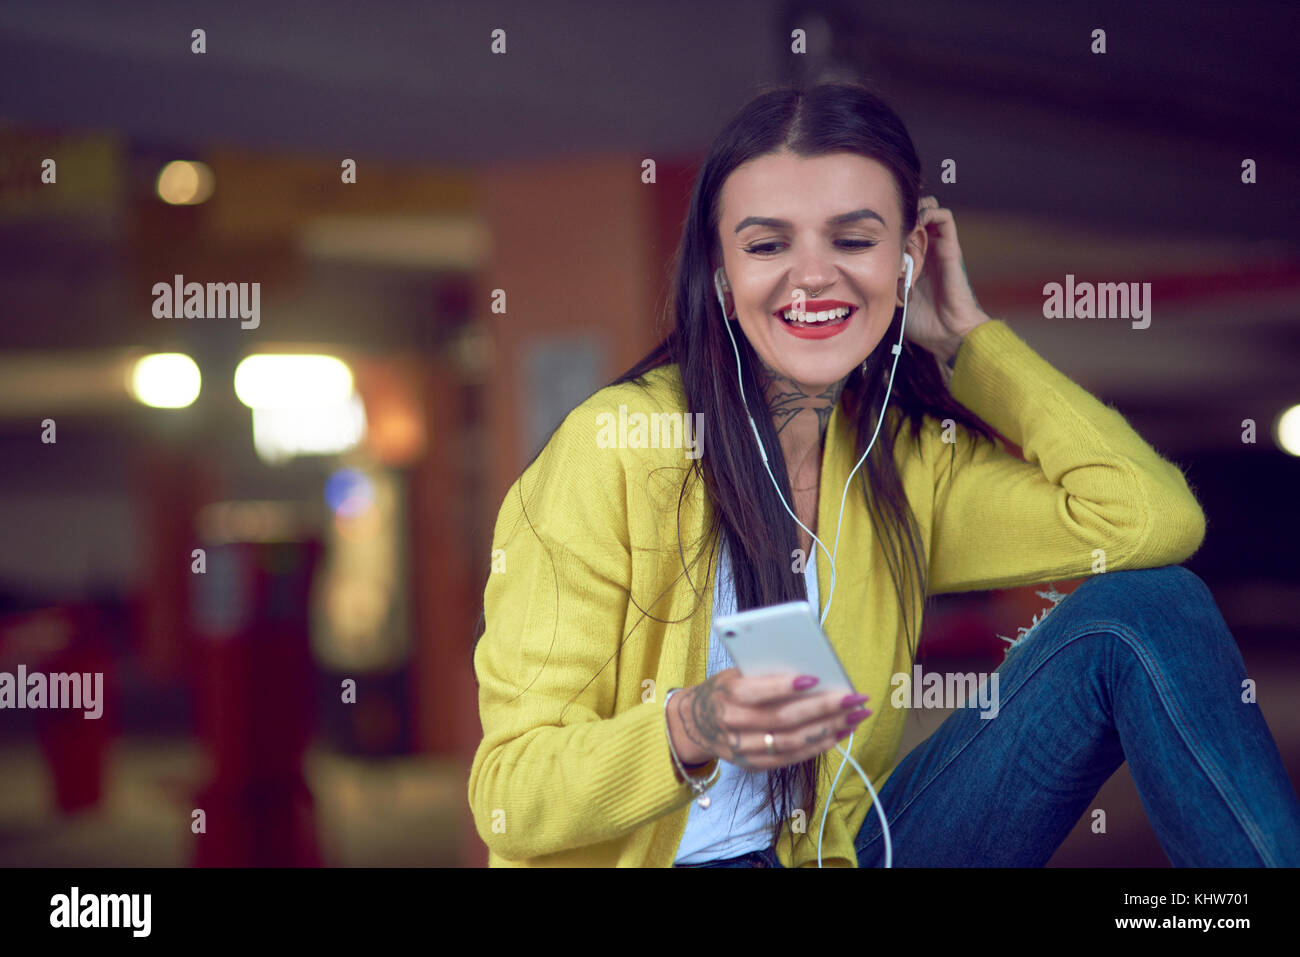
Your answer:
[715,150,918,392]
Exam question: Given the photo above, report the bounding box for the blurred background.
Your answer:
[0,0,1296,868]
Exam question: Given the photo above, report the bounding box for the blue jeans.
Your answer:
[673,566,1300,867]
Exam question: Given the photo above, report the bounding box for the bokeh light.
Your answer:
[1274,404,1300,457]
[155,160,215,205]
[234,355,353,410]
[129,353,201,408]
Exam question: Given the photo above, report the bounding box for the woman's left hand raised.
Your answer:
[902,196,990,365]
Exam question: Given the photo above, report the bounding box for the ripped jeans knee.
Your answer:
[998,583,1070,658]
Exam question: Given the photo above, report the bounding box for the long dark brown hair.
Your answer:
[474,81,999,857]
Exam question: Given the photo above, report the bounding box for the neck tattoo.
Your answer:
[756,356,848,446]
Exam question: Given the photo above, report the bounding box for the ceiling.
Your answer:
[1,0,1295,227]
[0,0,1297,451]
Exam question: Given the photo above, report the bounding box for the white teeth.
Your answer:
[781,306,851,323]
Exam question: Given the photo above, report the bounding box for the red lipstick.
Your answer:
[772,299,857,340]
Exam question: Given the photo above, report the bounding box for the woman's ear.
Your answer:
[897,227,929,305]
[905,226,929,281]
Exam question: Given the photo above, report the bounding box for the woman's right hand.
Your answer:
[669,668,871,772]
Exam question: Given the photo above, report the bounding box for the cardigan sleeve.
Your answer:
[467,392,712,861]
[924,319,1206,593]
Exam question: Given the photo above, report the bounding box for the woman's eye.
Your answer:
[743,240,877,255]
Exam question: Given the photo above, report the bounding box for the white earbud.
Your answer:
[902,252,914,290]
[714,268,730,319]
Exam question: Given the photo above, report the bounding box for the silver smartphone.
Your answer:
[714,600,856,694]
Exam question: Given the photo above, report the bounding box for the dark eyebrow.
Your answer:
[733,208,887,233]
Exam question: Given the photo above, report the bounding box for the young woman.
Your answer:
[468,82,1300,868]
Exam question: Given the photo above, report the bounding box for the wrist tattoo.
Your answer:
[686,678,754,771]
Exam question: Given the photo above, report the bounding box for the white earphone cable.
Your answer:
[713,257,912,867]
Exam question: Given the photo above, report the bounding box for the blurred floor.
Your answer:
[0,741,465,867]
[0,648,1294,868]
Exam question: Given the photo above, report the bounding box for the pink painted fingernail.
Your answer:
[792,675,819,691]
[840,693,870,708]
[835,729,852,741]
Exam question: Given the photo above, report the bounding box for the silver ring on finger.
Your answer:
[764,732,775,755]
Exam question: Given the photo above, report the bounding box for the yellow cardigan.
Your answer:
[468,319,1206,867]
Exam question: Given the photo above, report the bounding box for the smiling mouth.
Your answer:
[776,305,856,328]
